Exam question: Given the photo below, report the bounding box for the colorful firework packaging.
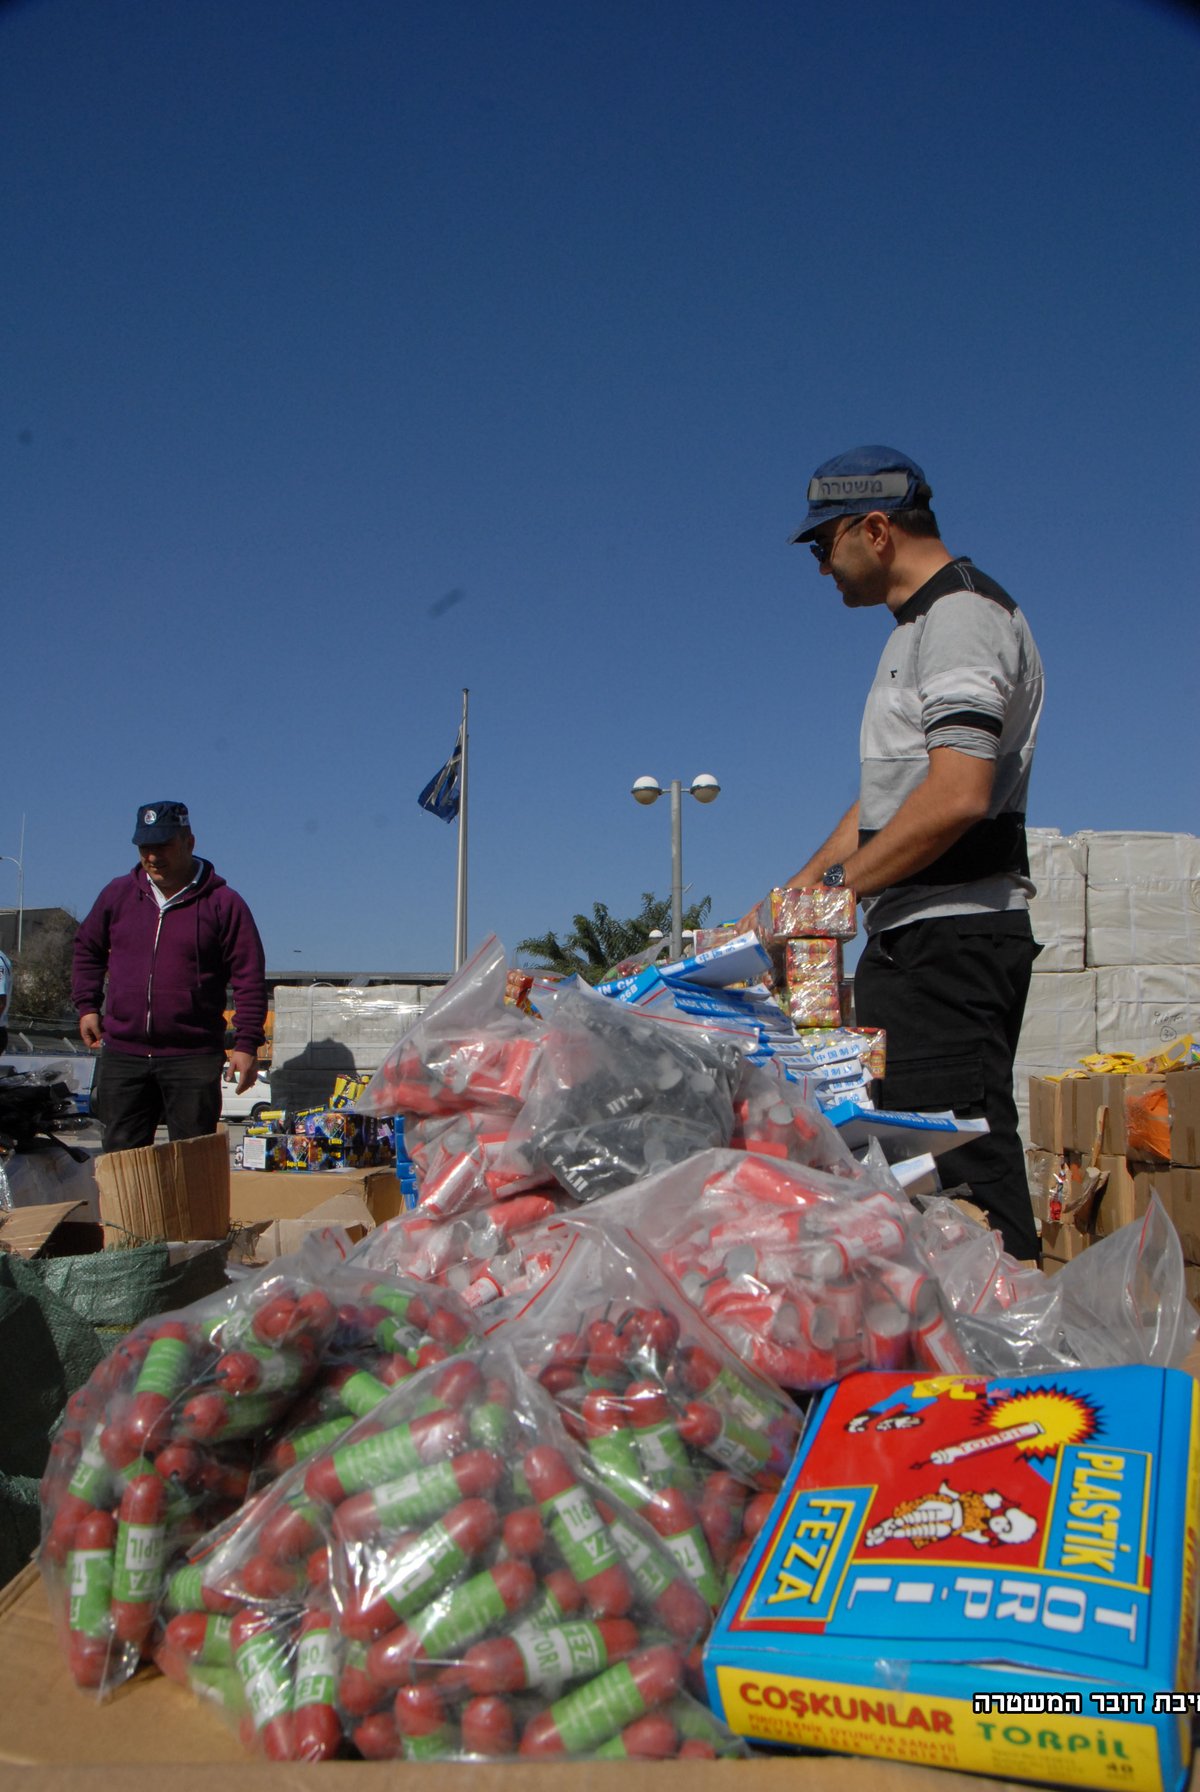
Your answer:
[705,1366,1200,1792]
[169,1343,745,1759]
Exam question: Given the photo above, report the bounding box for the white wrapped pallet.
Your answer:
[1082,830,1200,966]
[1012,969,1098,1157]
[270,985,429,1106]
[1094,964,1200,1057]
[272,985,429,1043]
[1026,827,1087,971]
[1015,968,1097,1070]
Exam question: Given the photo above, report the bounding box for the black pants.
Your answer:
[854,911,1041,1259]
[94,1049,226,1153]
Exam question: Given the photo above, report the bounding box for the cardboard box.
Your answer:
[1026,1075,1064,1152]
[1093,1162,1200,1258]
[1059,1071,1148,1157]
[241,1188,376,1263]
[704,1366,1200,1792]
[1124,1068,1200,1166]
[0,1198,99,1259]
[1093,1155,1145,1238]
[1039,1214,1095,1268]
[1061,1071,1200,1164]
[94,1132,230,1245]
[227,1164,403,1226]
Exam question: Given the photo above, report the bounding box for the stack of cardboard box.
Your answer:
[1027,1062,1200,1283]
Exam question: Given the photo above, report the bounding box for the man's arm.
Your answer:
[836,748,995,896]
[736,802,860,932]
[71,893,111,1047]
[785,802,861,893]
[223,896,268,1092]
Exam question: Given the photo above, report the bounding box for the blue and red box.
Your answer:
[705,1366,1200,1792]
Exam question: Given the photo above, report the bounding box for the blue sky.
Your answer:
[4,0,1198,974]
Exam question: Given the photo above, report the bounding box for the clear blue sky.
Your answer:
[5,0,1198,974]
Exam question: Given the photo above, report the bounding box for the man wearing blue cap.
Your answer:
[754,447,1044,1258]
[72,802,267,1152]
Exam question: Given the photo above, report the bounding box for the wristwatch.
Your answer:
[821,864,847,888]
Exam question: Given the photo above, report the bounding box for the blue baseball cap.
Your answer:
[791,445,932,543]
[133,801,191,845]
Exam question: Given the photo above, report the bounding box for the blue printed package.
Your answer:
[705,1366,1200,1792]
[659,933,774,988]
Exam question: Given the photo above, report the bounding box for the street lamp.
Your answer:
[631,775,720,959]
[0,815,25,955]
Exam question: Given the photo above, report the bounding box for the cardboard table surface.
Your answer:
[0,1560,1047,1791]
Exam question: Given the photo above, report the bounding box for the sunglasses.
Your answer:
[809,513,871,566]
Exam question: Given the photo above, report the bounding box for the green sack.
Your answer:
[0,1471,41,1588]
[0,1256,104,1479]
[24,1239,230,1337]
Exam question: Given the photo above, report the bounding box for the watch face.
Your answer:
[822,864,845,888]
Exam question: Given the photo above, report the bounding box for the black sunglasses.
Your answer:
[809,513,871,566]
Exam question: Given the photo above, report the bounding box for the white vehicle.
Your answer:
[220,1066,274,1122]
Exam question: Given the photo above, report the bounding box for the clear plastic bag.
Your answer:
[400,1104,551,1219]
[731,1055,865,1183]
[36,1238,485,1699]
[349,1197,575,1320]
[583,1146,970,1390]
[493,1220,807,1608]
[357,936,544,1121]
[939,1195,1199,1376]
[38,1259,343,1696]
[498,980,746,1202]
[910,1194,1044,1322]
[176,1342,716,1760]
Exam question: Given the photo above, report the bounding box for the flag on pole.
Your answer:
[417,730,463,821]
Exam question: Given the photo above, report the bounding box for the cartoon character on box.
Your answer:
[865,1479,1038,1550]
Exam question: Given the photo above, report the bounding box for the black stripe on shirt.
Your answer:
[927,709,1003,739]
[858,811,1030,885]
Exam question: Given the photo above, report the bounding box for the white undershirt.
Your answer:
[149,859,204,910]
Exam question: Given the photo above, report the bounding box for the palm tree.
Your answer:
[517,892,712,984]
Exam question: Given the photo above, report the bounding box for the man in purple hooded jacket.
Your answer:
[72,801,267,1152]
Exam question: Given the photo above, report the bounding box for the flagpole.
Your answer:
[454,688,469,970]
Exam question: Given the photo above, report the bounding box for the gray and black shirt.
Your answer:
[858,557,1044,936]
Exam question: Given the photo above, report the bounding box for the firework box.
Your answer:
[658,932,774,987]
[704,1366,1200,1792]
[824,1102,990,1159]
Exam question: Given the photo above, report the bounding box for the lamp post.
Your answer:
[0,814,25,955]
[631,775,720,959]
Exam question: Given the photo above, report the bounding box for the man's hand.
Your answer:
[228,1050,259,1095]
[79,1012,103,1049]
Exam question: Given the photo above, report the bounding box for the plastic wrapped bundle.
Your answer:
[499,981,746,1202]
[166,1343,731,1760]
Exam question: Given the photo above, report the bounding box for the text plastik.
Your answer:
[807,472,912,501]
